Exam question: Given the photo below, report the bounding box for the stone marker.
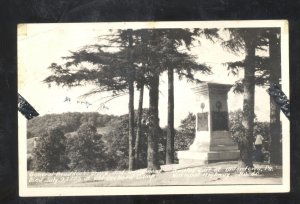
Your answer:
[177,82,239,164]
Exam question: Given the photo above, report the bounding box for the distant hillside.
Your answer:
[27,112,119,139]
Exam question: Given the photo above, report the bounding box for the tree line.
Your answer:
[28,110,272,172]
[44,27,282,170]
[27,112,118,139]
[28,111,195,171]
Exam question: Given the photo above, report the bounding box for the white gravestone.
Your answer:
[177,82,239,164]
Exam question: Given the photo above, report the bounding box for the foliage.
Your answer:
[66,123,107,171]
[43,28,219,170]
[221,28,264,168]
[27,112,117,139]
[229,109,246,146]
[175,113,196,151]
[222,28,282,167]
[100,108,167,170]
[229,110,270,150]
[32,127,68,172]
[102,114,130,170]
[28,111,225,171]
[103,110,159,170]
[29,112,150,171]
[222,28,281,93]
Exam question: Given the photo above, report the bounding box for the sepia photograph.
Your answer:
[18,20,289,196]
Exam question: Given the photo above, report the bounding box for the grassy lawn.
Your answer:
[28,161,282,187]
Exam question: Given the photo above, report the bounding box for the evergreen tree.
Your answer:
[159,29,218,164]
[265,29,282,165]
[221,28,264,168]
[44,28,214,170]
[44,29,138,170]
[222,28,282,166]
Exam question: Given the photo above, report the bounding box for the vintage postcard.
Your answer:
[18,20,289,196]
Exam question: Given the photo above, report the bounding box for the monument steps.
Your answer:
[177,150,240,165]
[210,145,239,151]
[209,138,237,146]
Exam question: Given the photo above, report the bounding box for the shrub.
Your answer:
[66,123,108,171]
[229,109,270,151]
[103,110,161,170]
[175,113,196,151]
[32,127,68,172]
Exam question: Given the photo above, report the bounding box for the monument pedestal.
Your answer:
[177,83,239,165]
[177,150,240,165]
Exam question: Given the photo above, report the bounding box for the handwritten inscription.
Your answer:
[28,165,277,185]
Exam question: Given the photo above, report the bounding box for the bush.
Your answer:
[229,110,246,147]
[103,112,150,170]
[175,113,196,151]
[103,115,130,170]
[103,110,165,170]
[66,123,108,171]
[32,127,68,172]
[229,110,270,151]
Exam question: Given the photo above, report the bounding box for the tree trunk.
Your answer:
[147,74,161,170]
[127,29,135,171]
[128,79,135,171]
[166,67,175,164]
[268,31,282,165]
[134,84,144,169]
[240,36,256,169]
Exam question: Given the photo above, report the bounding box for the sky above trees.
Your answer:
[18,23,271,127]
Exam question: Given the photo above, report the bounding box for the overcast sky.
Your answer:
[18,23,271,127]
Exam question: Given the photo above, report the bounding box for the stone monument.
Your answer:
[177,82,239,164]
